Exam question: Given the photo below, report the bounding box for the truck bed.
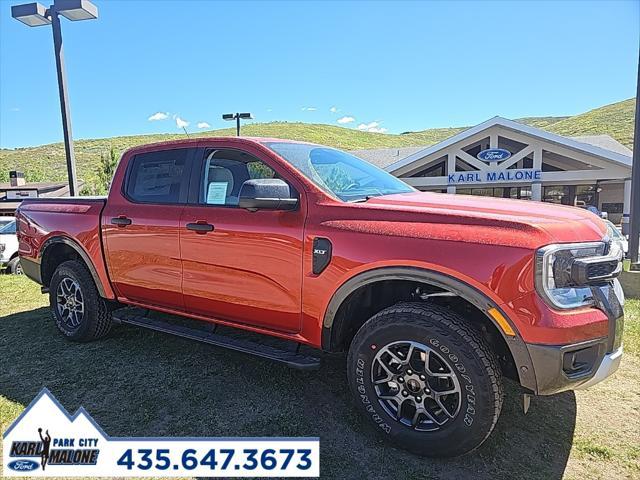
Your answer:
[16,196,115,299]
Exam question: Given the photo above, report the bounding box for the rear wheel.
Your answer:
[49,260,113,342]
[347,302,503,457]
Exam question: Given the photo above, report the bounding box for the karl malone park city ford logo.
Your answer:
[477,148,512,161]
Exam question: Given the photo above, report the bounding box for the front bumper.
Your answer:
[526,280,624,395]
[575,346,623,390]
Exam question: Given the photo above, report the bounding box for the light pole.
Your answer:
[222,112,253,136]
[11,0,98,197]
[628,49,640,269]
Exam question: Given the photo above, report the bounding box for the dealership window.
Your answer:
[412,161,445,177]
[457,187,529,199]
[601,202,623,214]
[575,185,597,207]
[543,186,571,205]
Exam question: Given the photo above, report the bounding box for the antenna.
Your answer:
[182,126,189,137]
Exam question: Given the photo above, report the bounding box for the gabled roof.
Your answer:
[384,116,633,173]
[570,135,633,157]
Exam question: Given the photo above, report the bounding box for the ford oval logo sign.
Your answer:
[477,148,511,162]
[8,460,39,472]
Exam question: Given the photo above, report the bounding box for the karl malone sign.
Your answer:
[448,148,542,184]
[448,169,542,185]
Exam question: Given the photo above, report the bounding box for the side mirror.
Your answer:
[238,179,298,211]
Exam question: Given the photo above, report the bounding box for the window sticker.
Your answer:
[206,182,228,205]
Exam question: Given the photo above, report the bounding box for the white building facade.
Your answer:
[354,117,633,231]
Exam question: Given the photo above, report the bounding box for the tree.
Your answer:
[80,147,119,196]
[97,147,119,194]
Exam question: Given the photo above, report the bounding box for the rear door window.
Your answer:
[126,149,191,204]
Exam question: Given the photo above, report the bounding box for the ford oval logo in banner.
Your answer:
[8,459,40,472]
[477,148,512,162]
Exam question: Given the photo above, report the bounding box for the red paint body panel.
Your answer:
[16,137,611,350]
[17,198,116,300]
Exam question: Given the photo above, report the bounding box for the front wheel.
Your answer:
[347,302,503,457]
[49,260,113,342]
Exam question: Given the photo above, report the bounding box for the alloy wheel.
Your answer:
[371,340,462,431]
[56,277,85,330]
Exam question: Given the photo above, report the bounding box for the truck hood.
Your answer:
[354,191,608,248]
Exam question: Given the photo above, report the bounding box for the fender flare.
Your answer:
[40,236,107,298]
[321,266,536,392]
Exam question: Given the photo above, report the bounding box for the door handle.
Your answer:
[186,222,214,233]
[111,216,132,226]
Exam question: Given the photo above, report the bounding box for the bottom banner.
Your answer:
[3,388,319,477]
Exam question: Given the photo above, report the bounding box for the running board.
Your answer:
[112,311,320,370]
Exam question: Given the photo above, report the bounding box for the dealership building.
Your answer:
[353,117,634,231]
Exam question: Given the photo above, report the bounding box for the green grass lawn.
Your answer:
[1,275,639,479]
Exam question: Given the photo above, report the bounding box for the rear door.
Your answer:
[179,145,306,333]
[102,146,195,310]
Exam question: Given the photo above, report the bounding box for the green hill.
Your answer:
[0,98,634,191]
[545,98,635,149]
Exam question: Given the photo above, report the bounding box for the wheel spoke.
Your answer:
[405,343,415,364]
[434,393,457,418]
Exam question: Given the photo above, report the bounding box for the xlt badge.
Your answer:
[312,238,332,275]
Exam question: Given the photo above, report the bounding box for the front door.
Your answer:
[102,147,194,310]
[179,146,305,333]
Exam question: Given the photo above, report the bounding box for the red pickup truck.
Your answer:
[16,137,625,457]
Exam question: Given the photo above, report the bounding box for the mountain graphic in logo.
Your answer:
[3,388,105,476]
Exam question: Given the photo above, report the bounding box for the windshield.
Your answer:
[0,220,16,234]
[265,142,415,202]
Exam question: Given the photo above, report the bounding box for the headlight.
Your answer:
[0,244,5,255]
[535,241,622,309]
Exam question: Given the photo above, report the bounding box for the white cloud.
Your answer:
[330,106,338,113]
[301,106,317,111]
[176,116,189,129]
[337,116,355,124]
[357,121,387,133]
[197,122,211,129]
[148,112,169,121]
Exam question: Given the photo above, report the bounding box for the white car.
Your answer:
[0,220,21,274]
[0,216,14,228]
[604,220,628,257]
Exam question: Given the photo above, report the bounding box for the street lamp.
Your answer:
[222,112,253,136]
[627,51,640,269]
[11,0,98,196]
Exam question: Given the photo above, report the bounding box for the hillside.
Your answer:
[545,98,635,149]
[0,98,634,191]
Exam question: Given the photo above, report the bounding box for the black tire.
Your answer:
[49,260,113,342]
[347,302,503,457]
[8,257,22,275]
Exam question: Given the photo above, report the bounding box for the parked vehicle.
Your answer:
[16,138,625,457]
[604,220,629,257]
[0,220,21,274]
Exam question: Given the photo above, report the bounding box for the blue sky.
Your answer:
[0,0,638,148]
